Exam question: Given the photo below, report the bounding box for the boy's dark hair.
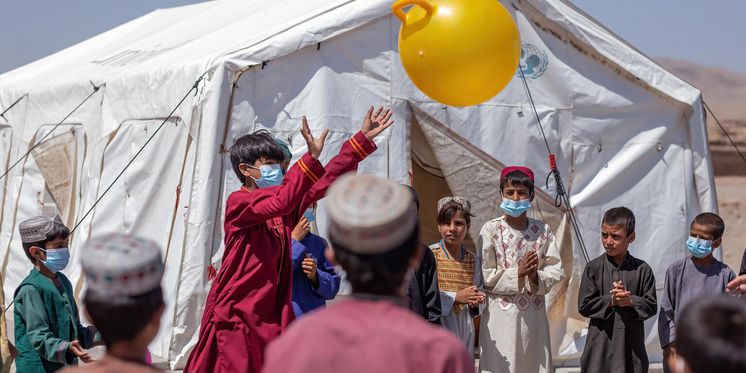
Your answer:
[84,287,164,347]
[691,212,725,240]
[677,295,746,373]
[331,224,419,295]
[436,201,474,227]
[229,130,285,184]
[499,170,534,195]
[602,207,635,235]
[21,222,70,264]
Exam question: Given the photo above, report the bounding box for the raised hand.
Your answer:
[292,217,311,242]
[300,116,329,159]
[361,106,395,140]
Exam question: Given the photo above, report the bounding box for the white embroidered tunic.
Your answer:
[478,216,564,373]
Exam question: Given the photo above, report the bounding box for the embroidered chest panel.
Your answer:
[432,247,476,292]
[489,218,548,269]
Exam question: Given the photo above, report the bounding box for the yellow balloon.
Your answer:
[393,0,521,107]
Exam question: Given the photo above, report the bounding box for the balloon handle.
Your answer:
[392,0,435,24]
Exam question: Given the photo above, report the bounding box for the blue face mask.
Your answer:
[686,236,713,259]
[40,247,70,273]
[500,199,531,217]
[303,208,315,222]
[250,164,284,188]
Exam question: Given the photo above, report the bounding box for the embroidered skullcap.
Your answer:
[500,166,534,183]
[326,174,417,254]
[81,234,164,298]
[437,196,471,214]
[19,215,65,243]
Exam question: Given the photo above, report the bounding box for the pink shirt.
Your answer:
[263,298,474,373]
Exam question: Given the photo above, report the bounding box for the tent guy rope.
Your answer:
[703,100,746,170]
[518,66,591,264]
[0,93,28,121]
[0,83,102,183]
[70,74,204,234]
[3,74,204,315]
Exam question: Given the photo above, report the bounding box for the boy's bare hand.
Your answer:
[68,340,95,363]
[518,251,538,278]
[292,217,311,241]
[300,116,329,159]
[611,289,633,307]
[468,291,487,308]
[302,256,318,285]
[726,275,746,295]
[456,286,482,304]
[361,106,395,140]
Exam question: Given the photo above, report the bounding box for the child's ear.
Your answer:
[238,163,252,177]
[29,246,44,260]
[529,191,535,202]
[713,238,722,249]
[628,232,636,243]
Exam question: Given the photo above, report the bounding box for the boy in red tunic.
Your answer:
[184,107,393,373]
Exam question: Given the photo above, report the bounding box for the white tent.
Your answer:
[0,0,715,369]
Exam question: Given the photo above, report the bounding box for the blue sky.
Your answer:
[572,0,746,73]
[0,0,744,74]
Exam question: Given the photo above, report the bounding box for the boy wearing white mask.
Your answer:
[658,212,736,373]
[478,166,564,373]
[13,215,99,372]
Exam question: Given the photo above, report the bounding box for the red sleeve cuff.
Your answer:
[348,131,377,160]
[298,153,324,183]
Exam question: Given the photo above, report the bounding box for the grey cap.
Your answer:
[18,215,64,243]
[437,196,471,215]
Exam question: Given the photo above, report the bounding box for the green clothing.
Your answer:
[14,269,98,373]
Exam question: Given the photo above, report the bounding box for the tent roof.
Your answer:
[0,0,700,106]
[0,0,388,89]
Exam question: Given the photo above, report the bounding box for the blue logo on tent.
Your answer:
[515,43,548,79]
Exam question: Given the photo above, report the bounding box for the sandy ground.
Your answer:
[716,175,746,272]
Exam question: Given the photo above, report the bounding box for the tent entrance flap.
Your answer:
[411,115,474,248]
[409,103,575,358]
